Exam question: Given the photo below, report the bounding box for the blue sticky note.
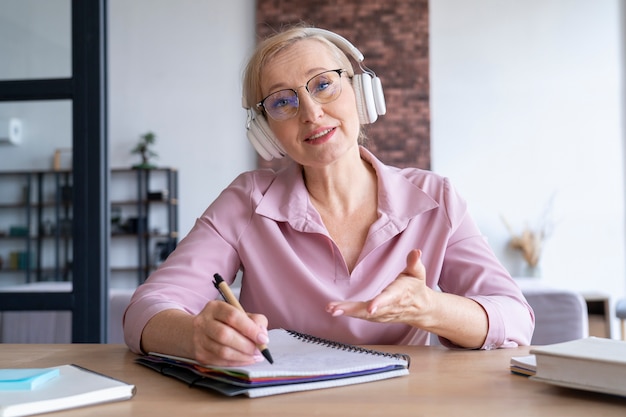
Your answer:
[0,368,60,390]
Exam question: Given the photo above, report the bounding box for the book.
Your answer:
[509,354,536,377]
[136,328,410,398]
[518,337,626,397]
[0,368,59,391]
[0,364,136,417]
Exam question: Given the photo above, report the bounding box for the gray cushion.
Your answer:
[616,298,626,319]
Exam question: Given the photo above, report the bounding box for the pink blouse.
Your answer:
[123,147,534,353]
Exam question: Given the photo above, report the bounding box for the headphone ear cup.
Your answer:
[246,124,275,161]
[371,76,386,116]
[353,74,377,124]
[246,111,286,161]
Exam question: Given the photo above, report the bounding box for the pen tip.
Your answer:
[261,348,274,364]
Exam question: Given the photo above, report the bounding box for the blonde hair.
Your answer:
[242,26,355,111]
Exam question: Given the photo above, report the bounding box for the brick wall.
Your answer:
[254,0,430,170]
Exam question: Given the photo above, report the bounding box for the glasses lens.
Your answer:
[307,70,342,104]
[264,90,298,121]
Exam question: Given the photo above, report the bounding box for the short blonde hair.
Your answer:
[242,26,355,111]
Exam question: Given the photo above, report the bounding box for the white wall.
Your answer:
[430,0,626,307]
[0,0,71,80]
[2,1,626,319]
[108,0,257,238]
[0,0,72,168]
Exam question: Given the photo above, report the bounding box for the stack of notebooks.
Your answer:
[510,337,626,397]
[137,328,411,398]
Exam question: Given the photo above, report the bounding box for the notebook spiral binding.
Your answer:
[285,329,411,368]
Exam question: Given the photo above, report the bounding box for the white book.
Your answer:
[0,364,135,417]
[509,354,536,377]
[529,337,626,397]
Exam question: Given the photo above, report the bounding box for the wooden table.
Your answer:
[1,343,625,416]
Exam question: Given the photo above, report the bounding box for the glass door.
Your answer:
[0,0,108,342]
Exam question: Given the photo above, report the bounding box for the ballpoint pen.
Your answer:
[212,273,274,364]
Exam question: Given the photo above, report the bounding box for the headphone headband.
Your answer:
[303,28,365,63]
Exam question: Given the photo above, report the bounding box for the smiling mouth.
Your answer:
[306,128,334,141]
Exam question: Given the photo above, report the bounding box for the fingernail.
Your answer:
[369,306,377,315]
[332,309,344,317]
[257,333,269,344]
[253,353,265,363]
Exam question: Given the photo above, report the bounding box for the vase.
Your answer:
[523,264,542,278]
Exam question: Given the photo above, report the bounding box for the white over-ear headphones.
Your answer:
[243,28,386,161]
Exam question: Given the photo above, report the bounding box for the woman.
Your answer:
[123,26,534,366]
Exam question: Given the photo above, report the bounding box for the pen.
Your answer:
[212,273,274,364]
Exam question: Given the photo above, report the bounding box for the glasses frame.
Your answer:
[256,69,346,121]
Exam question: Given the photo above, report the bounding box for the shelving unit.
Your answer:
[0,168,178,286]
[110,168,178,285]
[582,292,612,338]
[0,170,73,283]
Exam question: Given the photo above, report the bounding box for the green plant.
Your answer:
[132,131,158,168]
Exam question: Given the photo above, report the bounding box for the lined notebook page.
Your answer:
[151,328,410,378]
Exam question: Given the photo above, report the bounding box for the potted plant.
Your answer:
[131,131,158,169]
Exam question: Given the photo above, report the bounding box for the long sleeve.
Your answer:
[123,147,534,353]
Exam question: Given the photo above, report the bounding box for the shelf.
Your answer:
[0,268,71,275]
[112,199,178,206]
[0,168,179,285]
[111,232,178,239]
[0,203,32,209]
[110,266,152,273]
[582,292,612,338]
[0,235,72,240]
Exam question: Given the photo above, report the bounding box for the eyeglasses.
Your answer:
[256,69,346,121]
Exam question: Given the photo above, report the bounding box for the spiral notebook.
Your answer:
[136,328,410,397]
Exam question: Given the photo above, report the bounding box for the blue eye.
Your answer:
[311,77,332,94]
[268,91,298,110]
[273,97,294,109]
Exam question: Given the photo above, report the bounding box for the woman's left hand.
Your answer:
[326,249,435,326]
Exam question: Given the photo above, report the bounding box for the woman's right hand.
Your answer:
[190,300,269,366]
